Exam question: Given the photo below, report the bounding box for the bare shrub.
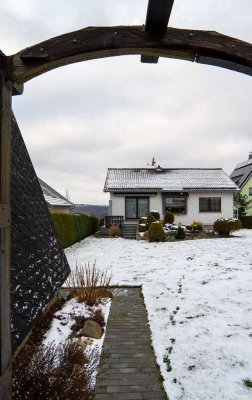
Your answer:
[107,224,121,237]
[13,341,99,400]
[92,308,105,327]
[67,263,115,306]
[25,297,66,348]
[70,315,87,336]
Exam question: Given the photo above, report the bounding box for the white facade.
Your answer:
[110,191,234,225]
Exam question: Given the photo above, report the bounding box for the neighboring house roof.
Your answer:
[38,178,73,207]
[230,157,252,188]
[104,168,238,192]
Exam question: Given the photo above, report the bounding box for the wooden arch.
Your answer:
[8,26,252,87]
[1,1,252,398]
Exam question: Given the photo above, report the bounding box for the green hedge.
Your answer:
[50,212,99,248]
[241,216,252,229]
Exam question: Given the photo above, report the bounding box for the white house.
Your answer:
[104,167,238,226]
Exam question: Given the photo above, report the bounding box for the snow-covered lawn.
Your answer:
[65,230,252,400]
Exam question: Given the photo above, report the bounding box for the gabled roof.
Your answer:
[230,157,252,188]
[38,178,73,207]
[104,168,238,192]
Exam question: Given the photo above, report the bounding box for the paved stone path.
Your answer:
[95,288,167,400]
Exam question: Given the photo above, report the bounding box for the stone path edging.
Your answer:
[95,287,167,400]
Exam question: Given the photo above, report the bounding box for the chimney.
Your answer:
[155,165,163,172]
[249,152,252,160]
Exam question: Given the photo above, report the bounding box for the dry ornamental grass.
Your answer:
[67,262,115,305]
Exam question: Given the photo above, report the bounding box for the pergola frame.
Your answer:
[1,0,252,398]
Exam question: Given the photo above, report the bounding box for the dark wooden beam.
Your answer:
[11,82,24,96]
[145,0,174,32]
[9,26,252,84]
[141,0,174,63]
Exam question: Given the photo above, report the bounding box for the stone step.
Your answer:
[122,224,137,239]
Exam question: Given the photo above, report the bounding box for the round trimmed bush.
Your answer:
[148,222,166,242]
[149,210,160,220]
[139,217,147,225]
[164,212,175,224]
[213,218,242,236]
[190,220,203,231]
[138,223,147,232]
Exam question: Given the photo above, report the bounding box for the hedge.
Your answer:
[50,212,99,248]
[241,216,252,229]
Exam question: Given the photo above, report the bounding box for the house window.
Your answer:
[249,188,252,196]
[125,197,149,219]
[199,197,221,212]
[163,197,186,214]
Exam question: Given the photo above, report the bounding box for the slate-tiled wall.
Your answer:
[11,115,70,352]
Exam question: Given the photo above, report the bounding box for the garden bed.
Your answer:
[137,228,217,241]
[12,265,114,400]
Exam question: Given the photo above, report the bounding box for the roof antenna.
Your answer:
[147,157,156,167]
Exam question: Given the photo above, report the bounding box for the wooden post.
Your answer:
[0,65,12,399]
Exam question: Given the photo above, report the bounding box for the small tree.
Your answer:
[234,193,252,219]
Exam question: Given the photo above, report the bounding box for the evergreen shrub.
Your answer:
[50,212,98,248]
[90,215,100,233]
[148,222,166,242]
[138,223,147,232]
[164,212,175,224]
[213,218,242,236]
[175,224,186,239]
[146,213,157,228]
[149,210,160,220]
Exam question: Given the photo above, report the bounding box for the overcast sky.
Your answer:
[1,0,252,204]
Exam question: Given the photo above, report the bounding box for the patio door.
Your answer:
[125,197,149,219]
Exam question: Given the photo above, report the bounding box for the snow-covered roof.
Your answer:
[104,168,238,192]
[38,178,73,207]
